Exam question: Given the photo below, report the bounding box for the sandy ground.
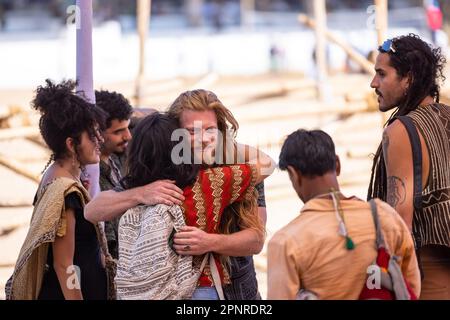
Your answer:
[0,73,382,300]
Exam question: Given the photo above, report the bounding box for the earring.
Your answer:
[71,154,77,169]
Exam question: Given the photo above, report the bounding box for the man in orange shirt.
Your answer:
[267,129,420,300]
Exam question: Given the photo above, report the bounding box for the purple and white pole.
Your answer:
[76,0,100,198]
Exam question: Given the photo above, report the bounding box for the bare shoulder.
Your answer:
[383,120,412,162]
[384,119,409,142]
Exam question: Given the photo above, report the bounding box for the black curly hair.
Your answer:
[279,129,336,177]
[32,79,107,166]
[368,33,447,201]
[384,33,446,118]
[95,90,133,129]
[122,112,199,190]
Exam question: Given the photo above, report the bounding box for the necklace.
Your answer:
[329,189,355,251]
[313,188,355,251]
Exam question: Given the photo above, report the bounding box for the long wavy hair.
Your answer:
[167,89,264,238]
[368,34,446,201]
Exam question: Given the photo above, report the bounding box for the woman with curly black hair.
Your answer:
[5,79,115,300]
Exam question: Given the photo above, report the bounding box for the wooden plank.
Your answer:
[0,127,39,140]
[0,155,40,183]
[236,100,369,124]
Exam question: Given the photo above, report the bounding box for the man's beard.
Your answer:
[114,141,128,154]
[202,145,216,165]
[192,144,217,166]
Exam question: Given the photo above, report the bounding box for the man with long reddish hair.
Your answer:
[86,89,269,300]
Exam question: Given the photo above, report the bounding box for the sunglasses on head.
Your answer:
[379,39,396,53]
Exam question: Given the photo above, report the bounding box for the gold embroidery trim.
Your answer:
[192,179,206,230]
[230,165,243,203]
[207,168,225,228]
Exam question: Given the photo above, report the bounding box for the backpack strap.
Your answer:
[199,253,209,272]
[369,199,386,249]
[395,116,423,221]
[396,116,425,279]
[367,200,417,300]
[208,254,225,300]
[198,253,225,300]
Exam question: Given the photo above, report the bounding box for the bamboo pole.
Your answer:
[375,0,388,46]
[186,0,203,27]
[76,0,95,103]
[135,0,151,107]
[76,0,99,198]
[313,0,328,101]
[375,0,389,125]
[298,14,375,75]
[240,0,255,29]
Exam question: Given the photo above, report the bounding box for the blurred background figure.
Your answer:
[425,0,443,45]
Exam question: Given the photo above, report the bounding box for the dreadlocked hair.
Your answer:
[367,33,446,200]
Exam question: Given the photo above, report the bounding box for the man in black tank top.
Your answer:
[368,34,450,299]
